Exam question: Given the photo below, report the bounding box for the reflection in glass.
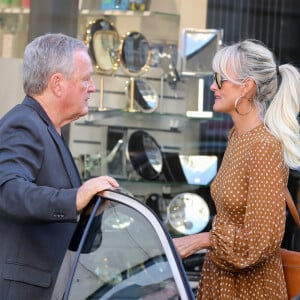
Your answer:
[179,155,218,185]
[93,31,120,73]
[120,31,151,112]
[85,18,120,75]
[120,31,150,75]
[68,201,180,299]
[127,130,163,180]
[125,78,159,113]
[106,128,127,178]
[143,134,162,175]
[181,28,223,76]
[168,193,210,235]
[159,51,180,90]
[85,18,121,110]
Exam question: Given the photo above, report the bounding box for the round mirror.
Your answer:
[125,78,159,113]
[126,130,163,180]
[85,18,120,75]
[167,192,210,235]
[120,31,151,76]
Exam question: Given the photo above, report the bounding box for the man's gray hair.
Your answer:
[22,33,88,96]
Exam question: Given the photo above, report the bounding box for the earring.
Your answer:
[234,96,253,116]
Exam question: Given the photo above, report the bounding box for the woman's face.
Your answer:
[210,71,244,115]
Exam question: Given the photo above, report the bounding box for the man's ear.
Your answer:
[50,73,64,97]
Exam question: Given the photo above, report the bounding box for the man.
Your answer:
[0,33,119,299]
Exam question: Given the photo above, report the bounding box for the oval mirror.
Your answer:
[85,18,120,75]
[167,192,210,235]
[126,130,163,180]
[125,78,159,113]
[120,31,151,76]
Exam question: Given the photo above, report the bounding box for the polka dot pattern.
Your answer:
[197,125,288,300]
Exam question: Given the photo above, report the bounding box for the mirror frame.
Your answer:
[180,28,223,77]
[119,31,151,77]
[126,130,163,180]
[85,18,121,75]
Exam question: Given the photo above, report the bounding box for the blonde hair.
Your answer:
[212,39,300,169]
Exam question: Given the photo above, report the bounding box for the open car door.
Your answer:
[63,189,195,299]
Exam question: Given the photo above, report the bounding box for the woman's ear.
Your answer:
[242,77,256,98]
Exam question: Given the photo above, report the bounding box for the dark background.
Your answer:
[204,0,300,250]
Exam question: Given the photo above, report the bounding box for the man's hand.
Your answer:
[76,176,119,212]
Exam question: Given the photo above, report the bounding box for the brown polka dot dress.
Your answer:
[197,125,288,300]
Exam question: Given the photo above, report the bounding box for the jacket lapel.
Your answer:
[23,96,81,187]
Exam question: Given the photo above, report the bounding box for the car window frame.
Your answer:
[63,189,195,300]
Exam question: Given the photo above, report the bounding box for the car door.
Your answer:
[63,189,195,300]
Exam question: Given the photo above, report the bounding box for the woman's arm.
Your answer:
[173,232,211,259]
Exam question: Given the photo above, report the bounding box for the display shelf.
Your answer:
[79,9,179,18]
[77,8,180,47]
[70,2,219,200]
[102,177,208,188]
[86,107,220,121]
[0,7,30,14]
[75,109,221,134]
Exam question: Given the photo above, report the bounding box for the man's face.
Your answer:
[62,50,96,121]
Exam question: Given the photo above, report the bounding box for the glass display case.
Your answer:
[66,4,226,216]
[0,0,224,208]
[0,0,223,287]
[0,5,29,58]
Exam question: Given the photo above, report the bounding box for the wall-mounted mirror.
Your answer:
[119,31,151,112]
[120,31,151,76]
[85,18,121,110]
[125,78,159,113]
[167,192,210,235]
[180,28,223,77]
[126,130,163,180]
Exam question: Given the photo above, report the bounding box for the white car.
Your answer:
[62,189,196,300]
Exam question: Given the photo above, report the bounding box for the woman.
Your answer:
[173,39,300,299]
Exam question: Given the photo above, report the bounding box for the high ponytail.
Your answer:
[264,64,300,169]
[213,40,300,169]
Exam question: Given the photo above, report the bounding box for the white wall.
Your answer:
[0,58,25,117]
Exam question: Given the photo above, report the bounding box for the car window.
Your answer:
[65,190,195,300]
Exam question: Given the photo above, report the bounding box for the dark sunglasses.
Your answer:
[213,72,227,89]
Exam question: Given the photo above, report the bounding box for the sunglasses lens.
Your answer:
[214,72,222,89]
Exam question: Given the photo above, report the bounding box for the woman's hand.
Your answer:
[173,232,211,259]
[76,176,119,212]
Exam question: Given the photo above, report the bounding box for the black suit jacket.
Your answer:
[0,96,81,299]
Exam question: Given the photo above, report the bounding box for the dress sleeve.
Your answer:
[209,138,287,272]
